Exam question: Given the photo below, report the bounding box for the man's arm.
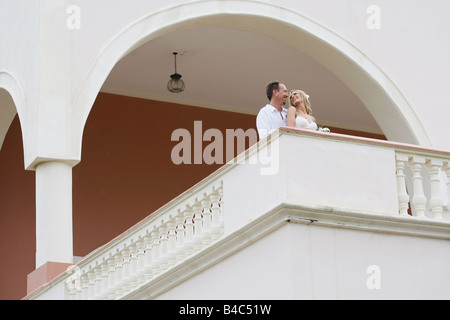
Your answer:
[256,109,271,140]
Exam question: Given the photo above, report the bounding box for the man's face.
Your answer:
[277,84,289,105]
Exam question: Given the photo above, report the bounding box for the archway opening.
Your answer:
[0,89,35,300]
[73,5,429,158]
[101,25,387,139]
[0,88,19,151]
[71,3,429,257]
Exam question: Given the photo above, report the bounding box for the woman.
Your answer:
[286,89,318,130]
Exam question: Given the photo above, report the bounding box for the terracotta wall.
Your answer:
[0,92,385,300]
[72,93,258,257]
[0,116,35,300]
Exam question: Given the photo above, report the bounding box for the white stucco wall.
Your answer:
[0,0,39,162]
[222,131,400,236]
[155,222,450,300]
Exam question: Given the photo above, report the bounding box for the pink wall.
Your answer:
[0,116,35,300]
[72,93,258,257]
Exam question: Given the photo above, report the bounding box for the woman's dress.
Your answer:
[295,115,318,131]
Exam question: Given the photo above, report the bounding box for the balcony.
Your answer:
[25,127,450,300]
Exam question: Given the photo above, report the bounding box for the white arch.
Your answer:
[72,0,431,159]
[0,71,27,153]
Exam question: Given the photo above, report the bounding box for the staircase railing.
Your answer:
[65,178,224,300]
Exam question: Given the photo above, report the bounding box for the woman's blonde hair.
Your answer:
[289,89,312,115]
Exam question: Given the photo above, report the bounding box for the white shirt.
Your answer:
[256,104,288,139]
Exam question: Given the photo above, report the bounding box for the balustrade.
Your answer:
[395,152,449,220]
[65,181,224,300]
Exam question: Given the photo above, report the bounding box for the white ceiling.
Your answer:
[101,26,383,134]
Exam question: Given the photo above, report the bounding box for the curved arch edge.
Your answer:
[0,71,28,156]
[72,0,431,162]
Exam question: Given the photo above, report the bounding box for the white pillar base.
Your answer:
[35,161,73,268]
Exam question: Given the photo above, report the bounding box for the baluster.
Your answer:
[159,223,169,271]
[121,247,131,294]
[143,234,153,281]
[106,256,116,300]
[112,250,123,299]
[443,162,450,213]
[66,265,82,300]
[183,205,195,256]
[87,268,96,300]
[66,277,77,300]
[79,273,89,300]
[395,154,410,216]
[151,228,161,277]
[71,266,83,300]
[72,269,82,300]
[75,281,83,300]
[426,159,444,219]
[167,219,177,267]
[201,193,212,245]
[93,265,102,299]
[408,156,427,217]
[218,182,224,235]
[128,242,138,290]
[99,261,109,299]
[210,188,221,239]
[175,209,186,262]
[192,199,204,251]
[135,237,146,286]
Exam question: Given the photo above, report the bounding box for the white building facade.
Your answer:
[1,0,449,299]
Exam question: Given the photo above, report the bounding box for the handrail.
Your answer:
[280,126,450,158]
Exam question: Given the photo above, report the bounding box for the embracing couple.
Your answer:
[256,81,329,140]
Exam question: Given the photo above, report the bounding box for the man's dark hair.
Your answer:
[266,81,280,101]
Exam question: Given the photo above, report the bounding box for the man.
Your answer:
[256,81,289,140]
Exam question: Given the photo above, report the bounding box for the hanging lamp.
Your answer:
[167,52,185,93]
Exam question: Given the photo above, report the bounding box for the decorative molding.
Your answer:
[124,201,450,300]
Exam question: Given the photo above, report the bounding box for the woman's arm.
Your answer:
[286,107,296,127]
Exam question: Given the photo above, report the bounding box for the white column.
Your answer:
[35,161,73,268]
